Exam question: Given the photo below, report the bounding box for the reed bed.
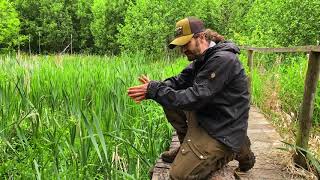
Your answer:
[0,53,187,179]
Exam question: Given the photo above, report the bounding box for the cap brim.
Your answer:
[168,34,194,49]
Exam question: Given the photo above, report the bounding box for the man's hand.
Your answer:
[127,75,150,103]
[138,74,150,84]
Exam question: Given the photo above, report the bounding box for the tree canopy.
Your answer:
[0,0,319,54]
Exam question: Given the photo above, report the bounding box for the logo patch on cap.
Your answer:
[175,27,183,37]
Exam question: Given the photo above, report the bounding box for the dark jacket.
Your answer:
[146,41,250,152]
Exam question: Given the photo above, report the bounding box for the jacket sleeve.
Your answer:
[162,63,194,90]
[146,55,235,110]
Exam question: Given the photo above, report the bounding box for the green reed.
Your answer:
[0,53,188,179]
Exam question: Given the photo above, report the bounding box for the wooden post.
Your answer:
[247,50,254,97]
[71,34,73,54]
[18,43,20,58]
[29,35,31,56]
[294,51,320,169]
[38,32,41,54]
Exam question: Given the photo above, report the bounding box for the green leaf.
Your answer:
[81,110,103,163]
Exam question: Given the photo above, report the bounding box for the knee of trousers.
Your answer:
[169,168,181,180]
[168,142,214,180]
[163,108,188,132]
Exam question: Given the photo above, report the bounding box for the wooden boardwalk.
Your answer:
[152,106,306,180]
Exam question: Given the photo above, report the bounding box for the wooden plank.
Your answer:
[240,45,320,53]
[294,51,320,168]
[235,169,301,180]
[247,50,254,96]
[152,167,170,180]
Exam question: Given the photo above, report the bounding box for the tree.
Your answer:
[67,0,94,53]
[117,0,221,56]
[0,0,21,52]
[91,0,131,55]
[234,0,320,47]
[14,0,75,53]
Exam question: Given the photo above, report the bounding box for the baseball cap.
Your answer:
[168,17,205,49]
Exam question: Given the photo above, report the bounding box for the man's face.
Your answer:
[180,37,202,61]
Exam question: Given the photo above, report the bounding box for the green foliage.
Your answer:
[91,0,130,55]
[243,53,320,125]
[216,0,255,37]
[68,0,95,53]
[275,0,320,46]
[233,0,283,46]
[278,57,306,117]
[234,0,320,47]
[0,54,188,178]
[12,0,95,54]
[2,0,318,54]
[0,0,21,52]
[13,0,73,53]
[117,0,221,55]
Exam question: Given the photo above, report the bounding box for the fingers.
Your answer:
[134,95,145,102]
[127,86,146,103]
[128,84,145,90]
[138,77,147,84]
[128,83,148,92]
[127,80,149,103]
[142,75,150,82]
[128,94,146,103]
[138,74,150,84]
[127,88,144,93]
[127,88,147,94]
[128,91,145,98]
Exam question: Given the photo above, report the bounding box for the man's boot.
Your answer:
[161,132,185,163]
[161,146,180,163]
[235,136,256,172]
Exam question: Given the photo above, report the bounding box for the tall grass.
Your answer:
[0,53,188,179]
[239,53,320,161]
[239,53,320,125]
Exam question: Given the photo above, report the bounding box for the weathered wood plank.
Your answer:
[247,50,254,96]
[240,45,320,53]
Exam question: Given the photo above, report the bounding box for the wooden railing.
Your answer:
[240,45,320,169]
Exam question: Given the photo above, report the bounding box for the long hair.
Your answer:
[204,29,225,43]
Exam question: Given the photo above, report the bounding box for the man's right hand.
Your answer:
[138,74,150,84]
[127,75,151,103]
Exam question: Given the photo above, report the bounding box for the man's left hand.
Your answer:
[127,83,149,103]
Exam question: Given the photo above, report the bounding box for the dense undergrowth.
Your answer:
[0,53,189,179]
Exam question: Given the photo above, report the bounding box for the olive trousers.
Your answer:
[163,108,235,180]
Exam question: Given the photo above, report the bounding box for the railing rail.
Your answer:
[240,45,320,170]
[240,45,320,53]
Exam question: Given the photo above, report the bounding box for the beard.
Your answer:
[185,39,202,61]
[185,52,200,61]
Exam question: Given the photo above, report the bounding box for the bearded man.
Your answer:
[128,17,255,179]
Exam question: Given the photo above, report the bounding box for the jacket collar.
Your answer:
[195,41,216,63]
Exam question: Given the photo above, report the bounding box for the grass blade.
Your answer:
[81,110,103,163]
[92,112,109,163]
[34,159,41,180]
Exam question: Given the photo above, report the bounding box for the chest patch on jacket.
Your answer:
[210,72,216,79]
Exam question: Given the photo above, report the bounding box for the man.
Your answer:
[128,17,255,179]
